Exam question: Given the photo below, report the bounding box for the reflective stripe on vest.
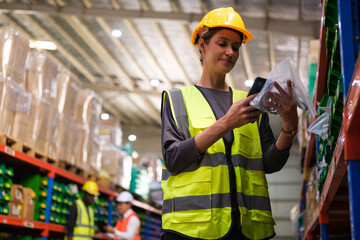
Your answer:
[114,211,141,240]
[161,86,275,240]
[73,199,95,240]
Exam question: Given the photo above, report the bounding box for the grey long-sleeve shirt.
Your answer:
[161,86,290,174]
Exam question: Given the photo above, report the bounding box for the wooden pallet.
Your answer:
[0,134,58,165]
[58,160,92,179]
[0,134,32,154]
[27,149,58,165]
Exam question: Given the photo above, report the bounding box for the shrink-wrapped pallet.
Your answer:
[28,98,59,157]
[0,81,17,135]
[57,115,72,163]
[0,26,30,87]
[11,88,32,145]
[87,134,101,174]
[74,89,102,133]
[98,116,122,147]
[100,145,131,187]
[25,51,60,103]
[46,107,60,160]
[56,70,80,117]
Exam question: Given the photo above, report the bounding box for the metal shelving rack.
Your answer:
[301,0,360,239]
[0,143,162,240]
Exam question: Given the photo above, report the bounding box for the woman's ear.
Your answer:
[198,38,205,52]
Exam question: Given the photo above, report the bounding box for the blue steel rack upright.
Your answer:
[338,0,360,239]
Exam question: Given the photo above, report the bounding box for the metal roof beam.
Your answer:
[153,22,193,86]
[63,15,135,90]
[11,14,99,84]
[0,3,320,38]
[123,19,173,88]
[268,32,276,70]
[240,45,253,81]
[82,82,161,95]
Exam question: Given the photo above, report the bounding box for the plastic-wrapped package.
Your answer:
[28,98,51,150]
[56,70,80,117]
[74,89,102,134]
[74,124,90,170]
[57,115,72,163]
[25,50,60,103]
[10,84,32,144]
[88,133,101,173]
[307,112,330,141]
[250,57,317,116]
[0,26,30,87]
[46,107,60,160]
[98,116,123,147]
[0,81,17,135]
[100,144,129,186]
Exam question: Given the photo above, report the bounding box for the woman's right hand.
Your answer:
[223,94,262,130]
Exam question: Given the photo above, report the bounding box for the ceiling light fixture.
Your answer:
[150,79,160,87]
[128,134,137,142]
[112,29,122,38]
[30,40,57,50]
[245,79,254,87]
[100,113,110,120]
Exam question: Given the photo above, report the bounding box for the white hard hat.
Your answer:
[116,191,134,203]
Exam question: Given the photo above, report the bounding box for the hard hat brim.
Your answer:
[84,189,100,196]
[191,24,253,46]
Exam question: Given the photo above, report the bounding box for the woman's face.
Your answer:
[201,29,242,74]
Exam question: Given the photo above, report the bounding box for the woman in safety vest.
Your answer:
[161,7,298,240]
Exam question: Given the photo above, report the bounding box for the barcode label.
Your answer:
[4,146,15,156]
[24,221,34,228]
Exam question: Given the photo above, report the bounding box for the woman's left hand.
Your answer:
[266,80,298,131]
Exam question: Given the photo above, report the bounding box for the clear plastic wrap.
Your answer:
[28,98,51,150]
[307,112,330,141]
[25,50,60,103]
[56,70,80,116]
[0,26,30,87]
[10,84,32,144]
[98,116,123,147]
[250,57,317,116]
[0,81,16,135]
[46,107,60,160]
[74,89,103,134]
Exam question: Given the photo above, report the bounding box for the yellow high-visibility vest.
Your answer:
[73,199,95,240]
[161,86,275,240]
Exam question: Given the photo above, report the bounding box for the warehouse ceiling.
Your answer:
[0,0,321,129]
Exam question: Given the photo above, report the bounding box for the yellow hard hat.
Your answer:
[82,180,100,196]
[191,7,253,46]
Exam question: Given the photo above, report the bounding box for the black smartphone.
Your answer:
[247,77,267,97]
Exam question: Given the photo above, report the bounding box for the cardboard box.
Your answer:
[56,70,80,116]
[10,86,32,144]
[10,184,24,203]
[57,115,72,162]
[22,187,35,220]
[0,81,17,135]
[98,116,122,147]
[26,51,60,102]
[28,98,51,150]
[45,107,60,159]
[0,26,30,87]
[8,201,23,219]
[74,89,102,129]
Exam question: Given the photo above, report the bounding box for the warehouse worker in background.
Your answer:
[66,180,99,240]
[161,7,298,240]
[105,191,141,240]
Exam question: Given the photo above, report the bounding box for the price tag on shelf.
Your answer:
[4,146,15,156]
[23,221,34,228]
